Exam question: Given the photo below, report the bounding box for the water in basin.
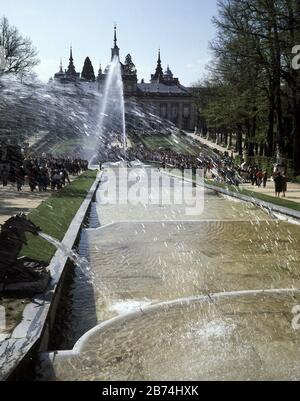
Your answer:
[37,167,300,381]
[39,292,300,381]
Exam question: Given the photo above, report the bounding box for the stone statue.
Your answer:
[0,214,50,296]
[274,144,286,174]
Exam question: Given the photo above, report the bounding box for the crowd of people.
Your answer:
[126,146,242,186]
[1,155,89,192]
[126,145,291,197]
[239,164,288,197]
[1,146,289,198]
[239,165,269,187]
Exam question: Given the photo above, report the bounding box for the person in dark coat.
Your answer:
[263,171,268,188]
[282,174,288,198]
[274,172,283,197]
[28,168,37,192]
[15,166,25,191]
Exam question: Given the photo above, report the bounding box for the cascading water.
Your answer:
[39,232,93,281]
[97,56,127,161]
[0,73,100,160]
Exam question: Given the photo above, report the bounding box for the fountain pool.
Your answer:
[39,291,300,381]
[36,167,300,381]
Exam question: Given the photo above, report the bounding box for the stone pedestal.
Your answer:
[0,258,50,297]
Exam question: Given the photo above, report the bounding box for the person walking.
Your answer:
[263,171,268,188]
[50,170,56,191]
[37,169,44,192]
[41,167,49,192]
[62,168,70,185]
[250,169,255,186]
[28,168,37,192]
[274,172,283,197]
[15,166,25,191]
[1,164,9,187]
[282,173,288,198]
[256,170,263,187]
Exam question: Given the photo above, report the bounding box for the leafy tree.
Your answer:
[81,57,95,81]
[194,0,300,172]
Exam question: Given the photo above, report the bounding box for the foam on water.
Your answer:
[108,299,153,315]
[186,319,236,341]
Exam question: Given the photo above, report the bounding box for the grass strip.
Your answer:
[20,170,97,264]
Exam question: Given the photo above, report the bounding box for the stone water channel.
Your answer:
[37,166,300,381]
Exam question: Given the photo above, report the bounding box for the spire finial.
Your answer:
[59,58,63,73]
[114,24,117,48]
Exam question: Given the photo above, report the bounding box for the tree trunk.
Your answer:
[236,127,243,156]
[248,115,256,157]
[266,99,275,157]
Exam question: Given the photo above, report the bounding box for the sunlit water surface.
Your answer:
[37,168,300,381]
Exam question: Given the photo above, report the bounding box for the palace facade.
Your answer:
[54,27,197,131]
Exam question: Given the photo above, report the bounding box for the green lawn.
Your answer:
[21,170,97,264]
[48,137,96,156]
[48,139,83,156]
[140,133,202,156]
[29,135,96,158]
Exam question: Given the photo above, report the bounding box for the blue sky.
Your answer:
[1,0,218,86]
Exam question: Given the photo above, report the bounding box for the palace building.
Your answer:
[54,27,197,131]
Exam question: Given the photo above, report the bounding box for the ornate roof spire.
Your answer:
[114,24,118,48]
[97,63,104,82]
[67,45,77,76]
[164,64,173,78]
[111,24,120,61]
[70,46,73,61]
[151,48,163,82]
[59,58,63,73]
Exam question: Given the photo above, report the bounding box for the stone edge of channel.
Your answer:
[205,183,300,221]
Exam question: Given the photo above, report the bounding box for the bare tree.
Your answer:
[0,16,39,76]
